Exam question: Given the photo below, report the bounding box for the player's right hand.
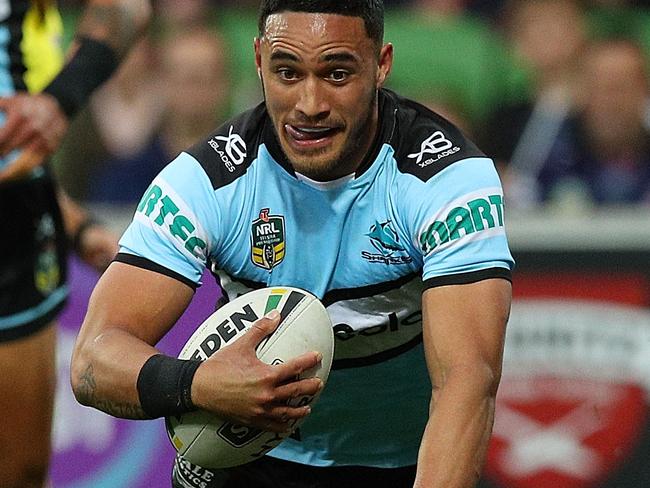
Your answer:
[190,311,323,433]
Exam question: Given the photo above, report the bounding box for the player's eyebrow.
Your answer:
[270,50,300,63]
[320,52,359,64]
[269,50,360,64]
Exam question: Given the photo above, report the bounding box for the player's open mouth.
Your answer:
[285,124,340,148]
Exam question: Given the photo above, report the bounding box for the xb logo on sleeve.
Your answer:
[208,125,247,173]
[251,209,286,270]
[362,220,412,265]
[408,131,460,167]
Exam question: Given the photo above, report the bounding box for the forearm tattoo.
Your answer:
[76,363,151,420]
[76,4,141,57]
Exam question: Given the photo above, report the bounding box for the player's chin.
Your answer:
[290,154,343,180]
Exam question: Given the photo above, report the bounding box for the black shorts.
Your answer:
[0,172,68,342]
[172,455,417,488]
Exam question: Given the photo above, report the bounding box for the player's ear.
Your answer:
[254,37,263,79]
[376,43,393,88]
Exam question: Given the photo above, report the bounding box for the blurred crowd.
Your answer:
[53,0,650,213]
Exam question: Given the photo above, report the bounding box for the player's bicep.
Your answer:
[78,261,194,348]
[421,278,512,389]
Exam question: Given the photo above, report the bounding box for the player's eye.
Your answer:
[328,70,349,83]
[277,68,299,81]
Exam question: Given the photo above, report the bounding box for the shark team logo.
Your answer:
[251,209,286,270]
[361,220,412,265]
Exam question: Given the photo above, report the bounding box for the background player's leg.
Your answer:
[0,322,56,488]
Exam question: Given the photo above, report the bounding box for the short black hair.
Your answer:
[258,0,384,46]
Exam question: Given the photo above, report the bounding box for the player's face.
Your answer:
[255,12,393,181]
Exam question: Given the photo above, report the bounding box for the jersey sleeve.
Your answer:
[117,152,220,287]
[398,156,514,288]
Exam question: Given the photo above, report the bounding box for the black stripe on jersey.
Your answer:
[235,276,266,291]
[321,272,419,307]
[210,273,266,309]
[423,267,512,290]
[114,253,198,290]
[186,102,267,191]
[385,89,487,183]
[212,274,266,297]
[332,333,423,370]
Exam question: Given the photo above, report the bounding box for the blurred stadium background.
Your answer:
[50,0,650,486]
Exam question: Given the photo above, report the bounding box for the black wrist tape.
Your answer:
[43,36,119,118]
[136,354,202,419]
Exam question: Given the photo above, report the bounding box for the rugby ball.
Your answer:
[165,286,334,468]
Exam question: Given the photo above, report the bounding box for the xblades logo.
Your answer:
[209,125,247,172]
[408,131,459,167]
[362,221,412,265]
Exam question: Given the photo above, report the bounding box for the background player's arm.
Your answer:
[415,278,512,488]
[57,190,119,272]
[71,262,322,429]
[0,0,152,181]
[72,0,152,59]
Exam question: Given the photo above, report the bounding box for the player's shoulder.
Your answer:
[384,89,488,182]
[185,102,268,190]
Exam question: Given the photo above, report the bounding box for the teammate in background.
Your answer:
[0,1,151,486]
[71,1,513,487]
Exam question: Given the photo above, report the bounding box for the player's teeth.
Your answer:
[299,127,330,133]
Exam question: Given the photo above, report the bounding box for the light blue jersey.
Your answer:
[119,89,514,468]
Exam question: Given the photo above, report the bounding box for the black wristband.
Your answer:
[137,354,202,418]
[43,36,119,118]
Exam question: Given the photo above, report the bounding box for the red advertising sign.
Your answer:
[484,269,650,488]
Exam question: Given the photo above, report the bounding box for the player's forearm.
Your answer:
[75,0,152,58]
[71,326,158,419]
[71,263,196,419]
[414,367,498,488]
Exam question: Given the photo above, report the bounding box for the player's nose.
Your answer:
[295,77,330,119]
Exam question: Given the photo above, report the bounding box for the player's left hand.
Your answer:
[0,92,69,182]
[75,223,119,273]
